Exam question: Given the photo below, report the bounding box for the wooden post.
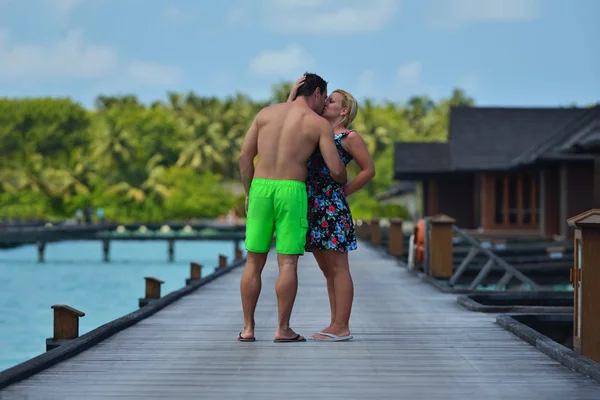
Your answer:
[428,214,456,278]
[567,209,600,363]
[102,239,110,262]
[37,241,45,263]
[219,254,227,269]
[139,277,164,308]
[186,262,202,285]
[168,239,175,262]
[235,247,243,261]
[362,220,371,241]
[370,218,381,246]
[355,220,363,240]
[595,155,600,207]
[388,218,404,256]
[46,304,85,351]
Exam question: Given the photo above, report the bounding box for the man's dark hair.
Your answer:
[296,72,327,98]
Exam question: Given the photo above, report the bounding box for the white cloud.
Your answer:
[249,45,314,76]
[0,29,181,86]
[0,29,118,80]
[430,0,540,29]
[397,61,421,85]
[127,61,181,86]
[264,0,400,34]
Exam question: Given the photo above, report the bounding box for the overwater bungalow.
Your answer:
[386,106,600,238]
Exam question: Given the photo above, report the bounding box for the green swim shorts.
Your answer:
[245,178,308,255]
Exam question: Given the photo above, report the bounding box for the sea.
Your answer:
[0,239,240,371]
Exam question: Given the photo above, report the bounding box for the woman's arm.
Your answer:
[341,131,375,197]
[287,76,306,102]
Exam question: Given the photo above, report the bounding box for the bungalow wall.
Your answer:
[423,174,475,228]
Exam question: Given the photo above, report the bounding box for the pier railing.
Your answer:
[357,215,562,291]
[0,223,245,262]
[0,252,247,389]
[448,226,540,290]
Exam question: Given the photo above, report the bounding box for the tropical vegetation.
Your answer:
[0,83,476,223]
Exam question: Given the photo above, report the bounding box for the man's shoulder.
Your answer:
[305,112,329,132]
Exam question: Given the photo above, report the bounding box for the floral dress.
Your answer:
[305,130,357,252]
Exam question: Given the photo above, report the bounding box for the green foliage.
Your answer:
[0,87,475,222]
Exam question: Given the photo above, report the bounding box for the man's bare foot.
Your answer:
[274,328,306,342]
[238,328,255,342]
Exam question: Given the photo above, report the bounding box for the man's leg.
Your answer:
[240,251,268,339]
[272,180,308,342]
[240,179,274,340]
[274,253,304,341]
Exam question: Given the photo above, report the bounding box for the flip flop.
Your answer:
[238,332,255,342]
[310,332,353,342]
[273,334,306,343]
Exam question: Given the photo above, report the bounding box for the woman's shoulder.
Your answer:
[339,129,363,144]
[341,129,360,138]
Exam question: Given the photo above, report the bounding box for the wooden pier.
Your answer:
[0,223,245,262]
[1,243,600,398]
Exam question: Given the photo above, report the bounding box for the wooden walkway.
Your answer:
[2,243,600,399]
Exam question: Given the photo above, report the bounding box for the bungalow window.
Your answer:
[492,173,538,228]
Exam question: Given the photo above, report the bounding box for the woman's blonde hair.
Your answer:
[332,89,358,128]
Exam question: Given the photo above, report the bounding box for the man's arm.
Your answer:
[239,116,259,197]
[317,120,347,185]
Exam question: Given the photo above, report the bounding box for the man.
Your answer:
[238,73,347,343]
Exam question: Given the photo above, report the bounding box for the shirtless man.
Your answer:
[238,73,347,343]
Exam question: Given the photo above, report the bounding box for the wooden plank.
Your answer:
[2,245,600,398]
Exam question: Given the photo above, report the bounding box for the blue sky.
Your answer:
[0,0,598,108]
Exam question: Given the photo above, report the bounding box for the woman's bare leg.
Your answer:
[312,250,336,330]
[313,250,353,339]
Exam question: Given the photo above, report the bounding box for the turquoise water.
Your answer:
[0,240,242,371]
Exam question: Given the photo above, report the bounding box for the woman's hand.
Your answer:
[287,75,306,102]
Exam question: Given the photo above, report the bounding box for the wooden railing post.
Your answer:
[428,214,456,278]
[168,239,175,263]
[388,218,404,256]
[46,304,85,351]
[139,277,164,307]
[37,241,45,263]
[102,239,110,262]
[370,218,381,246]
[567,209,600,363]
[219,254,227,269]
[235,242,243,261]
[361,220,371,241]
[186,262,202,285]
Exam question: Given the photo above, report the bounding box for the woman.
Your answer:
[287,76,375,341]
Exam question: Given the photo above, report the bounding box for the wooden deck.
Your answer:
[2,243,600,399]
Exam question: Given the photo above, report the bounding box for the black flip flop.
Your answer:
[273,334,306,343]
[238,332,255,342]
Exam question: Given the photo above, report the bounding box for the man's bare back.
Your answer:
[249,102,347,184]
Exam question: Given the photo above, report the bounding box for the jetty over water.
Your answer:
[1,243,599,398]
[0,222,245,262]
